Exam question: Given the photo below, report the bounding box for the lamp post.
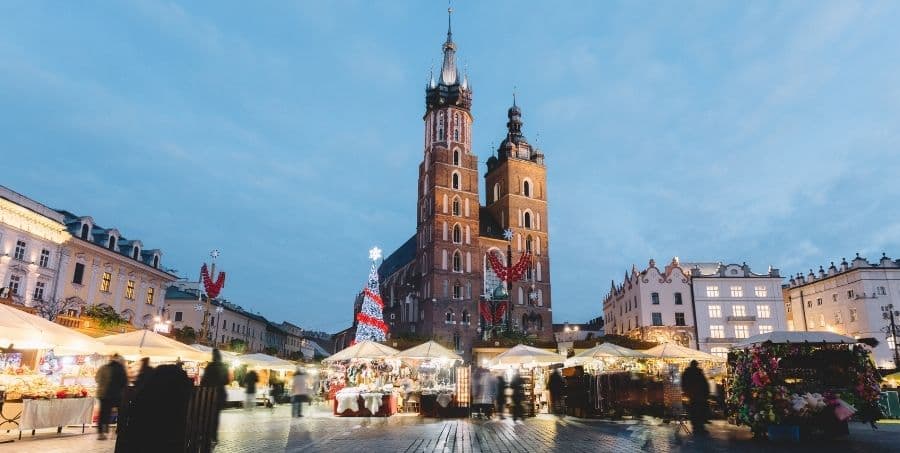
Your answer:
[213,305,223,348]
[882,303,900,369]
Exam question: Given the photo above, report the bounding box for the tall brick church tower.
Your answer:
[376,9,553,358]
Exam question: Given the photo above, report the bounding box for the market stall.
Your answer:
[491,345,565,416]
[562,343,655,418]
[641,342,725,418]
[323,341,400,417]
[233,353,297,405]
[727,331,882,440]
[393,341,465,417]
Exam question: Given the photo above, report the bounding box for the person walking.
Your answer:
[95,354,127,440]
[291,368,312,417]
[200,349,229,442]
[120,364,193,452]
[243,369,259,410]
[133,357,153,390]
[510,371,525,422]
[681,360,711,436]
[548,368,565,416]
[495,374,507,420]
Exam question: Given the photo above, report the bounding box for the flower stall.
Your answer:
[727,331,882,440]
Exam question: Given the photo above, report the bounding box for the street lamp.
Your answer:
[214,305,223,348]
[153,315,172,334]
[882,304,900,369]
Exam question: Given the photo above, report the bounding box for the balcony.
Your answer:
[726,315,757,322]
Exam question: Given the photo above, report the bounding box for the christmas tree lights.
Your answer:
[354,247,388,343]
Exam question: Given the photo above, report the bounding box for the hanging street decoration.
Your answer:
[479,300,508,324]
[193,303,204,312]
[354,247,389,343]
[487,250,533,283]
[201,263,226,299]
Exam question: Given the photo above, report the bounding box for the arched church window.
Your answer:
[493,183,500,203]
[452,197,460,216]
[453,224,462,244]
[453,251,462,272]
[453,113,460,141]
[525,236,533,253]
[523,180,531,197]
[523,211,532,229]
[452,172,460,190]
[453,281,462,299]
[438,112,446,141]
[453,149,460,166]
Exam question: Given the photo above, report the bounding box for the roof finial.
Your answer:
[512,85,517,107]
[447,4,453,41]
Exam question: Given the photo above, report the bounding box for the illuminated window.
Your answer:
[100,272,112,292]
[125,280,135,300]
[146,287,155,305]
[13,240,26,261]
[734,325,749,338]
[706,286,719,297]
[39,249,50,268]
[710,325,724,338]
[758,325,773,334]
[757,305,770,319]
[754,286,767,297]
[730,286,743,297]
[708,305,722,318]
[711,347,728,359]
[732,305,746,317]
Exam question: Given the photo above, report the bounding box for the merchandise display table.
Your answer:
[16,398,94,438]
[333,391,397,417]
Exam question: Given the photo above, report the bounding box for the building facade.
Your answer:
[603,258,696,348]
[784,253,900,369]
[374,14,554,358]
[687,262,787,358]
[165,285,268,353]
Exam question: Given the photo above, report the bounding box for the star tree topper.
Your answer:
[503,228,514,241]
[369,246,383,262]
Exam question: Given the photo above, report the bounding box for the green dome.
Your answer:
[491,285,508,300]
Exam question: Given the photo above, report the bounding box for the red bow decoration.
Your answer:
[201,263,226,299]
[487,251,533,282]
[479,300,508,325]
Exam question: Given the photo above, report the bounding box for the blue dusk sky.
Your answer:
[2,1,899,333]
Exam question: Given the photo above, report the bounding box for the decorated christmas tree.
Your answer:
[354,247,388,343]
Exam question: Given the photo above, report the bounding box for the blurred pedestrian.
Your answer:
[291,368,312,417]
[681,360,710,436]
[95,353,127,440]
[244,369,259,410]
[510,371,525,422]
[548,368,565,416]
[200,349,229,442]
[121,364,193,452]
[495,374,507,420]
[134,357,153,390]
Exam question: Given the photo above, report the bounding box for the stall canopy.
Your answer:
[394,341,463,362]
[324,340,399,363]
[0,303,103,354]
[491,344,565,367]
[97,330,208,362]
[190,343,239,359]
[571,343,650,362]
[237,353,296,371]
[733,331,856,348]
[642,343,724,362]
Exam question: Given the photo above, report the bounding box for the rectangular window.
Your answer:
[708,305,721,318]
[754,285,767,297]
[145,287,155,305]
[834,311,843,324]
[706,286,719,298]
[13,240,26,261]
[732,305,746,317]
[651,312,663,326]
[816,298,822,306]
[758,325,773,335]
[8,274,21,295]
[832,293,837,302]
[174,312,183,322]
[675,312,686,326]
[651,292,660,305]
[453,284,462,299]
[877,286,887,296]
[39,249,50,268]
[849,308,858,322]
[32,281,45,301]
[100,272,112,292]
[847,290,854,299]
[806,300,812,308]
[734,325,749,338]
[125,280,135,300]
[757,305,771,319]
[72,263,85,285]
[710,325,724,338]
[730,286,743,297]
[674,292,683,305]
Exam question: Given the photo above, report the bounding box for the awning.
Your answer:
[236,353,297,371]
[0,303,104,354]
[96,330,209,362]
[393,341,463,362]
[491,344,565,368]
[732,331,857,348]
[641,343,725,362]
[324,340,399,363]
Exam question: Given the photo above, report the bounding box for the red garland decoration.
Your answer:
[479,300,493,323]
[201,264,226,299]
[478,300,509,325]
[356,312,389,334]
[487,251,533,283]
[363,288,384,308]
[493,301,508,323]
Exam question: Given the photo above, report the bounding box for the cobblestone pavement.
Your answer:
[1,403,898,452]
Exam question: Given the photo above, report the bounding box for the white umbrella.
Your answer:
[236,353,296,371]
[190,344,239,358]
[324,340,399,363]
[393,340,463,362]
[641,343,724,362]
[491,344,565,368]
[733,331,857,348]
[0,303,103,354]
[97,330,209,362]
[572,343,650,360]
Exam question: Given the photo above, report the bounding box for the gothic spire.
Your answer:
[440,7,458,86]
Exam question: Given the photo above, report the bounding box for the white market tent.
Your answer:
[190,344,239,359]
[569,343,650,364]
[641,343,725,362]
[237,353,296,371]
[733,331,857,349]
[491,344,565,368]
[97,330,209,362]
[0,303,104,355]
[394,341,463,362]
[324,340,399,363]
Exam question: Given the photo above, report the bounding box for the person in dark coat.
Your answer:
[200,349,229,442]
[495,375,507,420]
[133,357,153,390]
[243,369,259,410]
[95,354,127,440]
[118,364,193,452]
[510,372,526,422]
[680,360,710,436]
[548,369,565,416]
